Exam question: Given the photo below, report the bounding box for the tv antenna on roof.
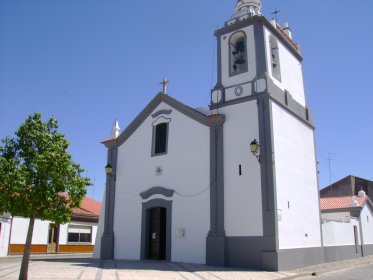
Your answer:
[327,152,337,185]
[271,8,281,23]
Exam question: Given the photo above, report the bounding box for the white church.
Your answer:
[94,0,324,270]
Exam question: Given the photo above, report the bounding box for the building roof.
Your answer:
[320,175,373,197]
[73,197,101,217]
[101,92,225,148]
[320,195,367,210]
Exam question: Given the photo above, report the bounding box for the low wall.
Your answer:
[9,244,47,254]
[59,245,94,253]
[9,244,94,254]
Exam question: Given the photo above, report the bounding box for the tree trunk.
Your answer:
[19,216,35,280]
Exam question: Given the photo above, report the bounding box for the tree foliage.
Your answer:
[0,112,90,222]
[0,113,91,279]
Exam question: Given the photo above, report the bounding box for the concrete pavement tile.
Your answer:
[99,269,118,280]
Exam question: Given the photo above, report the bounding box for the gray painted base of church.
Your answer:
[225,236,275,269]
[262,247,324,271]
[362,244,373,256]
[100,233,114,259]
[225,237,324,271]
[206,236,226,267]
[211,236,324,271]
[324,245,361,262]
[215,236,373,271]
[222,236,325,271]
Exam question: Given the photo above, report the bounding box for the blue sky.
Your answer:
[1,0,373,202]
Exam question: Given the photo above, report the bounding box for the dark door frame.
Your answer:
[140,199,172,261]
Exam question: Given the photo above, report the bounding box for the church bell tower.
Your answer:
[207,0,323,270]
[211,0,306,108]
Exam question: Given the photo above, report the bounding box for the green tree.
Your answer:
[0,113,91,280]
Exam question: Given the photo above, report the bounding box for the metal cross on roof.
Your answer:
[160,77,170,94]
[271,8,281,23]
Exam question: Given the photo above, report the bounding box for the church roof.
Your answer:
[102,92,225,148]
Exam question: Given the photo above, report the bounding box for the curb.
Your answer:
[281,257,373,279]
[1,253,92,259]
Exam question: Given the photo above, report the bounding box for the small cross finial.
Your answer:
[271,8,280,23]
[160,77,169,94]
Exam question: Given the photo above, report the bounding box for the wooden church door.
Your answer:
[148,207,166,260]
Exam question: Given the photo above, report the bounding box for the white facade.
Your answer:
[264,27,306,106]
[93,196,105,258]
[96,0,326,271]
[8,216,98,250]
[10,217,50,245]
[0,197,100,256]
[271,102,321,249]
[59,221,98,246]
[219,101,263,236]
[320,200,373,250]
[360,205,373,244]
[112,103,210,264]
[0,214,11,257]
[322,218,361,247]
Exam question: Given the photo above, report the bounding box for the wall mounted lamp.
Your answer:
[105,163,113,175]
[250,139,261,162]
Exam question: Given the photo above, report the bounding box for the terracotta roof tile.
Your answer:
[275,23,299,52]
[101,137,116,144]
[320,195,367,210]
[73,197,101,216]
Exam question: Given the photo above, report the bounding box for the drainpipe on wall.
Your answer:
[358,214,365,257]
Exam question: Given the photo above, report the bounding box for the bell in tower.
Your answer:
[232,40,246,65]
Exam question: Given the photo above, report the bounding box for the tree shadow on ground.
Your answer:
[30,257,260,273]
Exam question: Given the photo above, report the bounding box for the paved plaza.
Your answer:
[0,254,295,280]
[0,255,294,280]
[2,254,373,280]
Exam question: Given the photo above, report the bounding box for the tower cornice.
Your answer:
[215,15,302,61]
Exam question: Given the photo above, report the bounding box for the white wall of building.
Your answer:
[220,25,257,87]
[360,205,373,244]
[59,221,98,245]
[322,218,360,247]
[271,102,321,249]
[0,215,11,256]
[8,215,99,249]
[59,223,68,244]
[93,195,105,258]
[113,103,210,264]
[264,27,306,107]
[10,217,49,244]
[322,212,351,222]
[219,100,263,236]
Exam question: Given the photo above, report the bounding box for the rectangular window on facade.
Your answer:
[153,123,168,155]
[67,225,92,243]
